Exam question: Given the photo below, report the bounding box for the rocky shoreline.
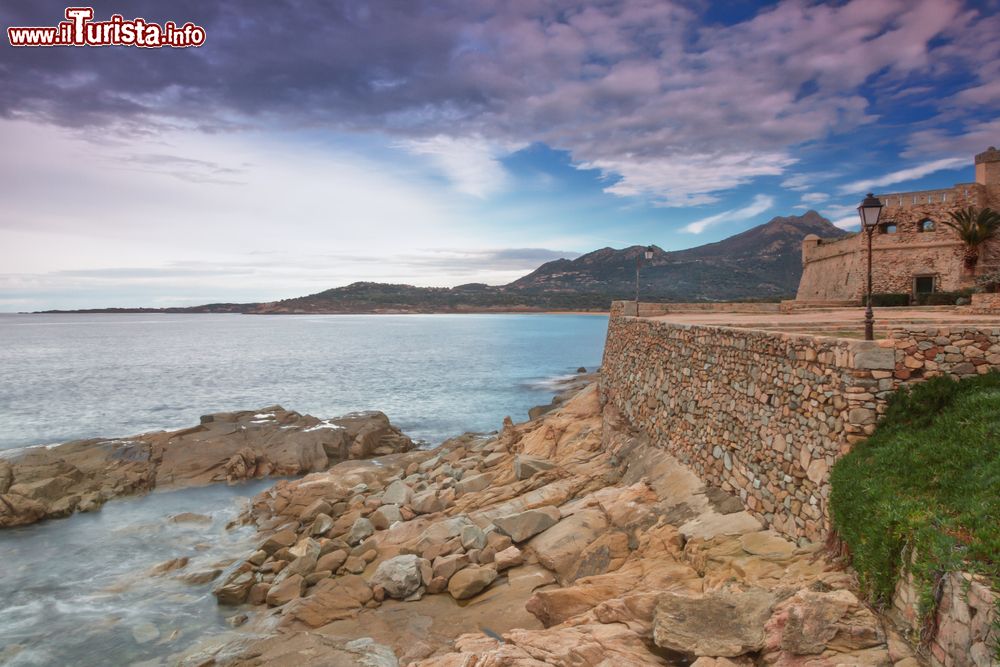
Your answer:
[0,408,414,528]
[168,383,918,667]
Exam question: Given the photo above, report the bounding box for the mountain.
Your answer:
[39,211,846,314]
[505,210,846,301]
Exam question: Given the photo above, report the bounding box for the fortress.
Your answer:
[795,147,1000,303]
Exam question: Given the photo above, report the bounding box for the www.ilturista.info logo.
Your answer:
[7,7,206,48]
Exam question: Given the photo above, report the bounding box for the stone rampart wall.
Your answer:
[600,304,1000,542]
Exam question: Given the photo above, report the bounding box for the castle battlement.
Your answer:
[795,148,999,303]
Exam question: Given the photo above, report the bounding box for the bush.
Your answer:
[915,289,975,306]
[830,373,1000,632]
[870,293,910,307]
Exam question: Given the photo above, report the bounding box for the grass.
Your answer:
[829,372,1000,640]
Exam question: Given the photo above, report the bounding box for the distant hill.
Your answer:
[506,210,846,301]
[39,211,846,314]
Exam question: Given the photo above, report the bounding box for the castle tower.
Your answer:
[976,146,1000,207]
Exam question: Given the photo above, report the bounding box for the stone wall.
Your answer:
[893,569,998,667]
[971,292,1000,314]
[600,304,1000,542]
[796,148,1000,303]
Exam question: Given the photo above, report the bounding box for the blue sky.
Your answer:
[1,0,998,309]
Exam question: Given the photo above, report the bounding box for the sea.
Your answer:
[0,312,608,666]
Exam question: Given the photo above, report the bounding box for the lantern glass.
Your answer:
[857,193,884,229]
[644,246,654,261]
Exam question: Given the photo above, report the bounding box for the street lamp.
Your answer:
[857,193,884,341]
[636,245,655,309]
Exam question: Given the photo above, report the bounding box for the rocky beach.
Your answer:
[1,373,924,666]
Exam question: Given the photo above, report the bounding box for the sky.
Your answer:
[1,0,998,310]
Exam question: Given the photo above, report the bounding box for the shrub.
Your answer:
[870,293,910,307]
[915,289,975,306]
[976,269,1000,293]
[830,372,1000,637]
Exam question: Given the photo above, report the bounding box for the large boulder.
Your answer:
[382,480,414,507]
[266,574,305,607]
[370,555,427,600]
[653,589,777,657]
[213,564,257,605]
[492,506,561,543]
[762,588,885,659]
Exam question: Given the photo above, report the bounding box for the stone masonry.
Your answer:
[600,303,1000,542]
[796,147,1000,303]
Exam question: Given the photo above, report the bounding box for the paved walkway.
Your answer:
[645,307,1000,339]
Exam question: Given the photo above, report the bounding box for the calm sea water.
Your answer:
[0,313,608,450]
[0,312,607,666]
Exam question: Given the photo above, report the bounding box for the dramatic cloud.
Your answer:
[838,157,968,194]
[682,195,774,234]
[0,0,985,204]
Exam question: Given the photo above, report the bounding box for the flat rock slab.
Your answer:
[739,530,796,559]
[492,506,561,543]
[653,588,777,657]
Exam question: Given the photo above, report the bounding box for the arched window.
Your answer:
[879,223,897,234]
[918,219,935,232]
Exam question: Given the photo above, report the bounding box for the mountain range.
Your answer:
[42,211,847,314]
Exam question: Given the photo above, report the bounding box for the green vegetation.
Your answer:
[830,373,1000,630]
[915,288,976,306]
[870,292,911,307]
[942,206,1000,270]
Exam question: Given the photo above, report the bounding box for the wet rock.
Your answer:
[0,493,48,528]
[169,512,212,524]
[179,568,222,585]
[653,588,777,657]
[213,564,256,605]
[492,506,561,543]
[371,555,427,600]
[447,566,497,600]
[131,622,160,644]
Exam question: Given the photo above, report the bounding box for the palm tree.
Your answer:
[941,206,1000,271]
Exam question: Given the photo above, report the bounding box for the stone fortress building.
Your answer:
[795,147,1000,303]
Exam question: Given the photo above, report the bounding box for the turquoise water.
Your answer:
[0,313,608,450]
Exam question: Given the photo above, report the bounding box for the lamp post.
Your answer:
[857,193,884,341]
[635,245,654,311]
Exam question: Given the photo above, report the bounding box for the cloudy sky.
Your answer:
[1,0,998,310]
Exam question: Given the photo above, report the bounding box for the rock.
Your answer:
[460,524,487,551]
[299,499,332,522]
[432,553,470,582]
[178,569,222,585]
[381,480,414,506]
[261,529,297,554]
[739,531,795,559]
[492,506,561,543]
[493,546,524,571]
[763,588,885,658]
[514,455,556,480]
[131,622,160,644]
[279,576,374,628]
[213,565,256,605]
[342,556,367,574]
[0,493,47,528]
[370,504,402,530]
[266,574,305,607]
[316,549,348,573]
[527,509,609,584]
[447,566,497,600]
[410,490,444,515]
[310,513,333,536]
[169,512,212,524]
[150,557,189,575]
[248,550,268,566]
[0,461,11,494]
[370,555,426,600]
[455,472,492,495]
[653,588,777,657]
[348,517,375,544]
[248,582,270,605]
